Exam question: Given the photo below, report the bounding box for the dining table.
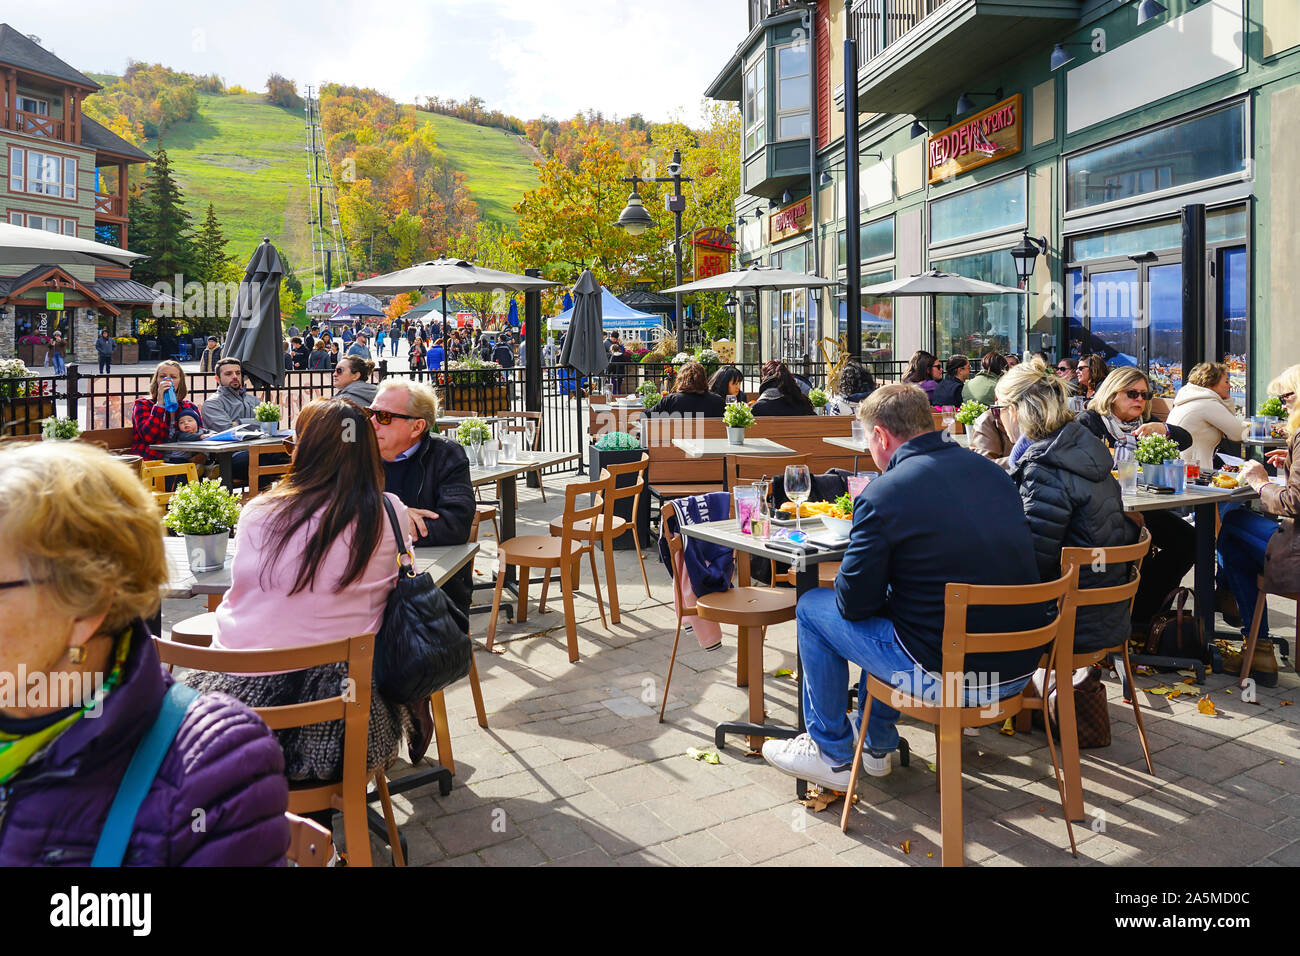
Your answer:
[671,437,795,459]
[674,517,879,800]
[150,433,290,489]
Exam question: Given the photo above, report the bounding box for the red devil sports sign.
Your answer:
[927,93,1022,184]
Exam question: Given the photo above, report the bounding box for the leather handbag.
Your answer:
[1260,517,1300,595]
[1029,666,1111,749]
[1144,587,1204,659]
[375,498,471,705]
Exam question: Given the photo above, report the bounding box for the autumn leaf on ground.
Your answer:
[799,786,854,812]
[1144,685,1175,696]
[685,747,721,764]
[1180,676,1198,684]
[1198,696,1218,716]
[773,667,794,679]
[926,762,937,773]
[1225,688,1234,695]
[999,718,1015,736]
[927,852,934,858]
[900,839,912,854]
[1282,700,1294,707]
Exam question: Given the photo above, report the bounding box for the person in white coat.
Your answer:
[1166,362,1247,470]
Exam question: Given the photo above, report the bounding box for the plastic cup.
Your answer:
[850,420,866,446]
[734,487,758,535]
[1117,458,1138,496]
[481,441,499,468]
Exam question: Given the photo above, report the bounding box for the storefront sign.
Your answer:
[927,94,1022,184]
[692,226,735,282]
[45,292,64,310]
[767,195,813,244]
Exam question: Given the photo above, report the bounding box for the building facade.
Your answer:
[708,0,1300,408]
[0,24,157,364]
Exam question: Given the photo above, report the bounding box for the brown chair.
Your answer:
[486,474,612,663]
[725,453,812,491]
[656,500,797,750]
[153,631,403,867]
[140,460,198,511]
[840,567,1079,866]
[475,504,500,542]
[245,441,291,500]
[1015,528,1153,823]
[504,410,547,503]
[547,454,652,624]
[286,813,333,866]
[1240,575,1298,684]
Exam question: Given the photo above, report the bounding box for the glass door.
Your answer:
[1080,267,1140,371]
[1146,260,1183,397]
[1217,245,1248,410]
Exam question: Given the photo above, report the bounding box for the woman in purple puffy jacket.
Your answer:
[0,442,289,866]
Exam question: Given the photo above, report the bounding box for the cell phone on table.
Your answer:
[767,538,816,555]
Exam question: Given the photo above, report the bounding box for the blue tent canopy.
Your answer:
[549,287,663,331]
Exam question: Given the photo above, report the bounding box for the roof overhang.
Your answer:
[0,264,120,315]
[704,5,807,102]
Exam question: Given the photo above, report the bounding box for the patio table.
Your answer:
[675,517,882,799]
[671,437,794,459]
[150,434,288,489]
[1121,482,1258,681]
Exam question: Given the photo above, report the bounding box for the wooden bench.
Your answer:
[78,427,134,452]
[643,416,728,505]
[749,414,859,475]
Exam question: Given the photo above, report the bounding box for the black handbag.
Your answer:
[375,498,472,705]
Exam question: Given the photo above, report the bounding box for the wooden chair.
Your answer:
[286,813,333,866]
[78,426,133,452]
[246,441,291,500]
[504,410,548,502]
[725,453,812,491]
[1240,574,1299,683]
[140,460,198,510]
[656,500,797,750]
[0,434,39,445]
[153,631,403,867]
[840,567,1079,866]
[475,504,500,542]
[486,474,612,663]
[1015,529,1153,823]
[547,454,652,625]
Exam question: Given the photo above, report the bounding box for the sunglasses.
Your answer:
[0,579,40,591]
[1056,365,1072,371]
[1280,391,1296,402]
[1124,389,1153,401]
[363,408,419,425]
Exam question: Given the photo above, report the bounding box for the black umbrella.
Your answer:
[559,269,607,475]
[222,238,285,389]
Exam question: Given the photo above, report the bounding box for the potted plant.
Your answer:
[41,416,81,441]
[113,336,139,365]
[443,356,506,414]
[1135,434,1183,490]
[0,358,53,436]
[808,387,829,415]
[1259,396,1285,419]
[16,334,49,368]
[693,347,721,379]
[456,417,492,465]
[635,381,660,408]
[955,400,988,435]
[163,479,242,571]
[254,401,282,435]
[589,431,649,548]
[723,401,754,445]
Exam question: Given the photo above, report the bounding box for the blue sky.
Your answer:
[19,0,747,123]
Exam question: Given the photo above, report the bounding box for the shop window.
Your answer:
[837,267,894,363]
[1068,207,1248,263]
[1065,101,1247,213]
[929,174,1026,247]
[931,248,1023,360]
[836,215,894,266]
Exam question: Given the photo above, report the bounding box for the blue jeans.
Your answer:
[796,589,1031,766]
[1216,504,1279,638]
[52,354,65,374]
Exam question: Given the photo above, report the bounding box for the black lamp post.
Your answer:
[615,148,692,347]
[1010,232,1048,352]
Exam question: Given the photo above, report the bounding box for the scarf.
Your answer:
[0,629,131,785]
[1099,413,1143,447]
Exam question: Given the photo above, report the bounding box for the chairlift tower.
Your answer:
[303,86,351,297]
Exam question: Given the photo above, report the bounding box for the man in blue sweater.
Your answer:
[763,383,1048,789]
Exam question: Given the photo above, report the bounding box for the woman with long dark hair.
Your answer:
[708,365,745,403]
[902,350,942,403]
[653,361,726,417]
[187,399,421,782]
[752,360,815,416]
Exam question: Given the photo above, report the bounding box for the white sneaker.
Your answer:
[848,713,893,778]
[761,733,852,790]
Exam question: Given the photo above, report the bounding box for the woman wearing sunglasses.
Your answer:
[1076,365,1194,633]
[1075,354,1109,400]
[333,355,377,407]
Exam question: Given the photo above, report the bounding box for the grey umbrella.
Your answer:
[222,238,285,390]
[559,269,607,475]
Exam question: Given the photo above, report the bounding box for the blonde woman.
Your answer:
[996,361,1138,651]
[1167,362,1247,470]
[1219,364,1300,685]
[1074,365,1194,632]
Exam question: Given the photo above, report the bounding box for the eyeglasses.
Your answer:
[1124,389,1153,401]
[0,579,39,591]
[1056,365,1071,371]
[1280,391,1296,403]
[931,362,942,369]
[363,408,419,425]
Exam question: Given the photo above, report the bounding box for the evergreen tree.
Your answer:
[129,144,196,337]
[193,203,233,284]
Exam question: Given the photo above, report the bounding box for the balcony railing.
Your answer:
[95,193,123,217]
[848,0,947,69]
[749,0,803,31]
[11,109,65,140]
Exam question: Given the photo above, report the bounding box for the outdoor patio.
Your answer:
[161,470,1300,867]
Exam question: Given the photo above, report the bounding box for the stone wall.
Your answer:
[0,305,14,361]
[72,308,98,363]
[114,310,133,337]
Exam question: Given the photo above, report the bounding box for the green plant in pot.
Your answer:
[808,388,828,414]
[636,381,661,410]
[456,417,492,464]
[955,400,987,427]
[254,401,282,435]
[163,479,242,571]
[41,416,81,441]
[594,430,640,451]
[1260,396,1285,419]
[1135,433,1183,490]
[723,401,754,445]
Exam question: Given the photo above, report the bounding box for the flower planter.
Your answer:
[727,426,747,445]
[1140,461,1185,492]
[16,343,45,367]
[257,420,278,435]
[112,344,139,365]
[1,397,55,436]
[184,532,230,572]
[440,383,508,415]
[588,447,650,551]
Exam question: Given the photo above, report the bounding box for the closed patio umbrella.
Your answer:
[221,238,285,390]
[559,269,607,474]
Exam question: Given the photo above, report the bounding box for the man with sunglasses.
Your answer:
[368,380,476,616]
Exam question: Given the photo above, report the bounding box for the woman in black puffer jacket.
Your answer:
[997,361,1140,651]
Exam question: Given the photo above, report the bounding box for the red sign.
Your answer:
[767,196,812,243]
[927,94,1023,184]
[692,227,735,282]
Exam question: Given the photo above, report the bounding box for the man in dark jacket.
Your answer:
[764,383,1048,790]
[932,354,970,407]
[95,328,115,373]
[369,379,476,616]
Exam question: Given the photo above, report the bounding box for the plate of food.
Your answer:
[776,495,854,535]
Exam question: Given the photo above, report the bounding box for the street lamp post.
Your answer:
[615,148,692,347]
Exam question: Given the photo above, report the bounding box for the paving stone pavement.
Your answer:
[161,471,1300,866]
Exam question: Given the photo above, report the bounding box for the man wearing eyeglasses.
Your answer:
[368,380,475,616]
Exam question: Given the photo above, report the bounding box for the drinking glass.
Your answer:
[784,464,812,536]
[752,479,772,539]
[941,406,956,432]
[481,440,499,468]
[850,419,866,446]
[734,487,759,535]
[523,420,536,454]
[501,435,518,461]
[847,472,873,498]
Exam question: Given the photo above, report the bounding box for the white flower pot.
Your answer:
[258,420,277,435]
[727,426,747,445]
[185,532,229,572]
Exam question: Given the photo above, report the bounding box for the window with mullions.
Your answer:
[775,42,809,140]
[929,174,1026,247]
[837,268,894,363]
[931,248,1023,360]
[743,54,767,156]
[837,216,894,265]
[1065,101,1247,212]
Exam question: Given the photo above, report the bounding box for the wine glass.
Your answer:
[523,419,536,455]
[784,464,811,537]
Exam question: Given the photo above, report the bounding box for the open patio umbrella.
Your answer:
[346,258,555,374]
[559,269,607,474]
[0,221,146,269]
[661,263,839,295]
[221,238,285,390]
[859,270,1026,355]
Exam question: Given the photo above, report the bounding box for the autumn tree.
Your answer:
[265,74,304,110]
